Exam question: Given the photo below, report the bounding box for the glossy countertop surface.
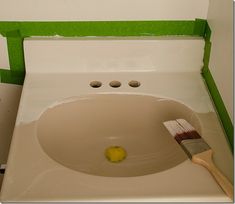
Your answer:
[1,72,233,202]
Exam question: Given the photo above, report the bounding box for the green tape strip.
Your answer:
[202,21,212,73]
[0,20,206,37]
[194,19,207,36]
[0,69,25,85]
[203,41,211,69]
[201,22,233,150]
[7,37,25,72]
[202,69,233,149]
[204,22,211,42]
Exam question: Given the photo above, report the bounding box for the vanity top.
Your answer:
[0,71,233,202]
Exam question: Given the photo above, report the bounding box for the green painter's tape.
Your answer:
[0,69,25,85]
[4,29,21,37]
[194,19,207,36]
[0,20,206,38]
[203,41,211,69]
[202,69,233,149]
[201,22,233,150]
[7,37,25,72]
[0,22,21,36]
[204,22,211,42]
[202,22,212,73]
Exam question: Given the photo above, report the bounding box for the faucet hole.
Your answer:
[90,81,102,88]
[109,81,121,88]
[129,80,141,88]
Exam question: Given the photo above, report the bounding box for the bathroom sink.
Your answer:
[36,94,200,177]
[1,39,233,202]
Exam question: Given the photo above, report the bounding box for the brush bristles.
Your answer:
[176,118,201,141]
[163,120,184,136]
[163,119,201,144]
[175,131,201,144]
[164,119,210,157]
[176,119,195,132]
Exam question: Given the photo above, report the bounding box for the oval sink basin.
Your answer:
[36,94,201,177]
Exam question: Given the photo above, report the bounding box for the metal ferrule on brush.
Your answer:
[174,130,211,158]
[180,138,211,159]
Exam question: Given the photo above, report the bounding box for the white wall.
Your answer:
[0,0,209,21]
[207,0,233,122]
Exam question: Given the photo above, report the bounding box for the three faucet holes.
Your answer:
[90,80,141,88]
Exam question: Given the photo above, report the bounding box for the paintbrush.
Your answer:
[163,119,233,200]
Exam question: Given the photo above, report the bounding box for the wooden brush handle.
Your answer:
[192,149,233,200]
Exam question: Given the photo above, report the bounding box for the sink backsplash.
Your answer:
[24,38,204,73]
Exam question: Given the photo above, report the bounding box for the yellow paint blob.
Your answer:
[105,146,127,163]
